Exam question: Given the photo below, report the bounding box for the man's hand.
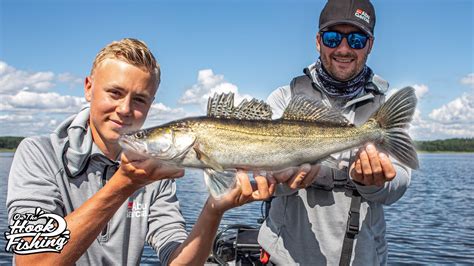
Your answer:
[205,170,276,215]
[272,163,321,189]
[116,150,185,189]
[169,171,275,264]
[350,144,396,187]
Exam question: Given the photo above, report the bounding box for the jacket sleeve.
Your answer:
[146,179,188,265]
[7,137,65,222]
[352,159,411,205]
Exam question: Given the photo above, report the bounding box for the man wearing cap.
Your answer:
[258,0,412,265]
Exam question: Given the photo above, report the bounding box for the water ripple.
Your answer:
[1,153,473,264]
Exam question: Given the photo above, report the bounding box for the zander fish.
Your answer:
[119,87,419,198]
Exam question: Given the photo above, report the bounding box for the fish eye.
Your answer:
[134,131,145,139]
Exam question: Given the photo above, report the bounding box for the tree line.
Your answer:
[1,136,474,152]
[0,136,25,150]
[414,138,474,152]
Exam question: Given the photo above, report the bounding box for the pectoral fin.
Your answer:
[193,146,224,172]
[203,168,238,199]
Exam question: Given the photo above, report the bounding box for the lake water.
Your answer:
[1,152,473,264]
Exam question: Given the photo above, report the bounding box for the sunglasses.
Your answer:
[320,31,369,49]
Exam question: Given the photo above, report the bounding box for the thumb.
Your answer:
[272,167,298,183]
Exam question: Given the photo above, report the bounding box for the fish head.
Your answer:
[119,126,196,161]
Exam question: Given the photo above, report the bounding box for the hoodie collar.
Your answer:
[52,107,93,178]
[52,107,118,178]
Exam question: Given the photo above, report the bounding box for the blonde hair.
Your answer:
[91,38,161,86]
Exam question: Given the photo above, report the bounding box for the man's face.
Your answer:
[317,24,373,81]
[84,59,157,148]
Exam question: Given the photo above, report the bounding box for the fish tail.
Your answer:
[372,86,419,169]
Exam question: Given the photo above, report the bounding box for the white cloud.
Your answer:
[406,89,474,140]
[0,112,72,137]
[143,102,189,128]
[0,62,88,136]
[429,93,474,124]
[0,61,55,94]
[0,61,82,94]
[57,72,83,85]
[0,114,34,122]
[5,91,85,112]
[386,84,474,140]
[410,119,474,140]
[0,91,86,136]
[386,84,428,99]
[461,73,474,88]
[412,84,429,99]
[178,69,252,109]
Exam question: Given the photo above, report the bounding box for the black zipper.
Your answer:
[100,164,110,238]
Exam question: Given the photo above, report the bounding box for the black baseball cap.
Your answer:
[319,0,376,36]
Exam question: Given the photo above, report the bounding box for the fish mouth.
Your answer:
[118,135,148,154]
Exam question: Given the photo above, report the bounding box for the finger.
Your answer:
[286,164,311,189]
[253,170,277,199]
[272,167,298,183]
[353,148,364,175]
[253,174,270,200]
[359,149,373,184]
[121,153,130,164]
[350,160,363,184]
[366,145,384,186]
[266,172,277,196]
[301,164,320,187]
[237,171,253,202]
[354,158,362,175]
[379,153,396,181]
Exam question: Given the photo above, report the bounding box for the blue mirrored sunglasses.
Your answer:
[321,31,369,49]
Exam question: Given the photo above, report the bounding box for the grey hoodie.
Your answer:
[258,64,411,265]
[7,107,187,265]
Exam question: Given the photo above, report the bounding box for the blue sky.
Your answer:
[1,0,473,140]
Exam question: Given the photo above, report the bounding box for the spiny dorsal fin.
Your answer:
[207,93,272,120]
[282,95,351,126]
[233,98,273,120]
[207,93,235,118]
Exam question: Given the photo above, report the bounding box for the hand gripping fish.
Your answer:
[119,87,419,198]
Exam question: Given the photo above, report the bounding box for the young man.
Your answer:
[7,38,274,265]
[258,0,411,265]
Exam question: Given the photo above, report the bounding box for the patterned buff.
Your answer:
[315,58,373,100]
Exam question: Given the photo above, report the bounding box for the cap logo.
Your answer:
[355,9,370,24]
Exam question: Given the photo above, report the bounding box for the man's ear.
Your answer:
[84,76,92,102]
[316,32,322,53]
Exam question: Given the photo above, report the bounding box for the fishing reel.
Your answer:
[210,199,274,265]
[210,224,264,266]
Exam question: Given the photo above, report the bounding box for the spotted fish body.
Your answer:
[120,87,419,198]
[174,118,381,170]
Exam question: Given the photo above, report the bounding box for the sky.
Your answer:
[0,0,473,141]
